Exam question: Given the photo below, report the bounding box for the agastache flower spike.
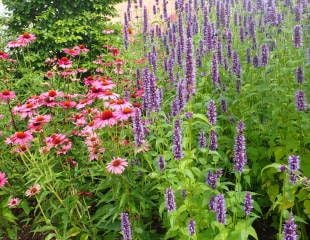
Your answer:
[132,108,145,147]
[295,90,306,111]
[288,155,300,184]
[207,99,217,126]
[243,192,253,216]
[295,67,304,84]
[293,25,302,48]
[120,212,133,240]
[283,215,298,240]
[172,119,183,160]
[209,130,218,151]
[198,131,207,148]
[157,155,166,171]
[165,187,176,212]
[233,121,247,173]
[188,219,196,236]
[209,194,227,224]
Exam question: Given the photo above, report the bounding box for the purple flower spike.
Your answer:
[165,187,176,212]
[132,108,145,147]
[206,169,222,189]
[283,215,298,240]
[188,219,196,236]
[121,212,133,240]
[173,119,183,160]
[157,155,166,171]
[295,90,306,111]
[288,155,300,184]
[295,67,304,84]
[243,192,253,216]
[209,194,226,224]
[209,129,218,151]
[207,99,217,126]
[198,131,207,148]
[293,25,302,48]
[233,121,247,173]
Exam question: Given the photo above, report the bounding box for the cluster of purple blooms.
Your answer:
[209,194,227,224]
[288,155,300,184]
[121,0,305,238]
[233,121,247,173]
[120,212,133,240]
[165,187,177,213]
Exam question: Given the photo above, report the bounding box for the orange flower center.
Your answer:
[48,90,57,97]
[122,108,133,114]
[100,110,113,120]
[111,159,121,167]
[2,90,10,95]
[16,132,26,139]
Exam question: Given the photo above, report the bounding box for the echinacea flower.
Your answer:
[57,57,73,69]
[28,115,51,132]
[0,51,9,60]
[44,133,72,155]
[0,90,16,102]
[25,183,41,197]
[5,131,33,146]
[6,40,26,48]
[116,107,135,121]
[106,157,128,174]
[94,110,119,128]
[0,171,8,188]
[63,47,80,57]
[17,32,36,45]
[8,197,21,208]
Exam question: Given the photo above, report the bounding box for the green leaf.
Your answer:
[65,227,81,239]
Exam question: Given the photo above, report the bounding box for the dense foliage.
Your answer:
[0,0,309,240]
[1,0,122,64]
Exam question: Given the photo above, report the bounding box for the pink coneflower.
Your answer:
[93,110,119,128]
[0,171,8,188]
[59,100,77,109]
[106,157,128,174]
[108,47,120,56]
[44,133,72,155]
[60,69,77,78]
[25,183,41,197]
[116,107,135,121]
[39,90,64,107]
[17,32,36,44]
[28,115,51,132]
[0,51,9,60]
[105,99,132,111]
[44,70,55,79]
[75,44,89,54]
[8,197,21,208]
[84,132,105,161]
[77,68,88,73]
[5,131,33,146]
[13,101,39,119]
[57,57,73,69]
[71,113,87,126]
[98,90,119,101]
[6,40,26,48]
[63,48,80,57]
[0,90,16,102]
[102,29,114,34]
[76,98,94,109]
